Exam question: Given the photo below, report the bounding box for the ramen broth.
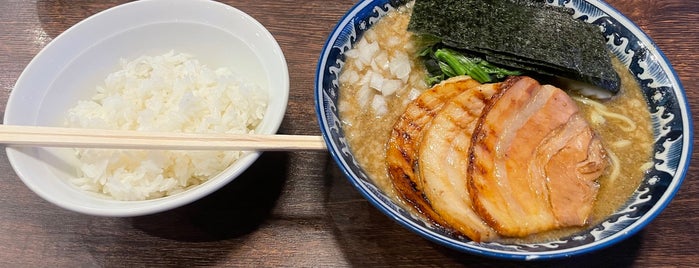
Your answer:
[338,5,653,242]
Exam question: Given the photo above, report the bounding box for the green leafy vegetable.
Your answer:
[421,46,521,84]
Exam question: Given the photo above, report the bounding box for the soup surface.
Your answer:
[338,4,653,242]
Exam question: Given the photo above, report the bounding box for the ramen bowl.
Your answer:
[5,0,288,216]
[315,0,691,260]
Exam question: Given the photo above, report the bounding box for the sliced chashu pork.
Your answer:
[468,76,607,237]
[418,83,501,242]
[386,76,481,227]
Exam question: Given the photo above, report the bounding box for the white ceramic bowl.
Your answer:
[5,0,289,216]
[315,0,692,260]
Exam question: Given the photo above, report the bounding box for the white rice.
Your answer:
[65,51,268,201]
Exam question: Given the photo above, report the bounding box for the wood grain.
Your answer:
[0,0,696,266]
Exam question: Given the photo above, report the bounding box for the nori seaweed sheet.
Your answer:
[407,0,620,93]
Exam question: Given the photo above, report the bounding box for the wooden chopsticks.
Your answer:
[0,125,327,151]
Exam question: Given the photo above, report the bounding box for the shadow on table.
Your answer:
[66,152,288,267]
[322,155,643,267]
[131,152,288,242]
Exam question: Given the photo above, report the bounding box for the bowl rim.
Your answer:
[5,0,289,217]
[314,0,692,260]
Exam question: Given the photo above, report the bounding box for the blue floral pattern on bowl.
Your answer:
[315,0,692,260]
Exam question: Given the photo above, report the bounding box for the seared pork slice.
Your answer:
[419,83,501,242]
[386,76,481,226]
[542,114,607,226]
[468,76,607,237]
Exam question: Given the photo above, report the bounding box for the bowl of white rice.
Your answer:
[4,0,289,216]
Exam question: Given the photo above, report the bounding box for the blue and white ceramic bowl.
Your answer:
[315,0,692,260]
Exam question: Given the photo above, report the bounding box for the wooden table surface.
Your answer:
[0,0,696,266]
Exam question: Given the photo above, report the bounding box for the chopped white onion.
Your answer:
[369,71,385,92]
[345,48,359,59]
[359,69,373,86]
[389,52,412,82]
[357,84,373,108]
[374,51,390,71]
[381,79,403,96]
[339,69,359,85]
[358,41,380,66]
[371,95,388,116]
